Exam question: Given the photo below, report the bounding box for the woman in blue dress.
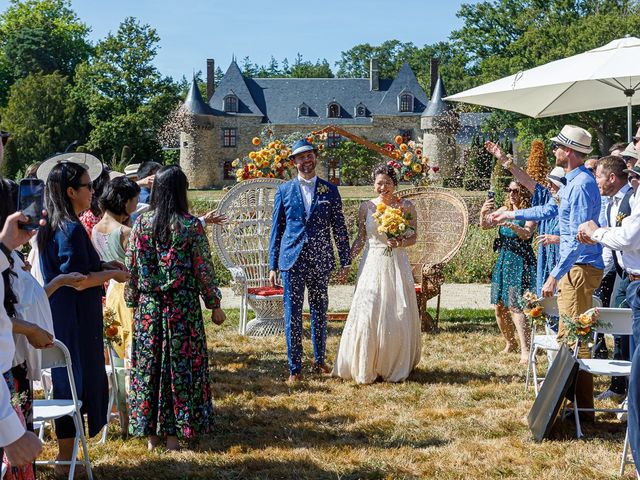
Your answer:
[481,181,537,364]
[36,159,129,475]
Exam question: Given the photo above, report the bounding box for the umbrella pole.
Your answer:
[626,89,635,142]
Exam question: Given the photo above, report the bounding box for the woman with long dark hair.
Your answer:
[37,160,129,475]
[125,165,224,451]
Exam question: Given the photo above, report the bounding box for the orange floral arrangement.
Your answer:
[103,307,122,346]
[562,309,607,345]
[520,291,546,328]
[384,135,434,185]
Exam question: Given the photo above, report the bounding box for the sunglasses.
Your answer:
[551,142,562,151]
[77,182,94,191]
[507,188,520,193]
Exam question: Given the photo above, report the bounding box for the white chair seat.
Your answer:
[532,334,559,350]
[578,359,632,377]
[33,399,83,421]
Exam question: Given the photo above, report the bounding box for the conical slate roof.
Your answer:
[422,75,452,117]
[182,77,214,115]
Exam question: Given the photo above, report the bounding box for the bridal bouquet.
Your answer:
[372,201,414,256]
[562,309,607,345]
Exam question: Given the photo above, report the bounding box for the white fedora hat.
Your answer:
[550,125,593,154]
[622,142,638,160]
[36,152,104,182]
[546,166,566,189]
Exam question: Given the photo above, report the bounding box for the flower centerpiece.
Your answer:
[562,309,607,345]
[384,135,435,185]
[520,291,546,328]
[372,201,415,256]
[103,307,122,346]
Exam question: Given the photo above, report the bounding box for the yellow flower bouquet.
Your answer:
[372,201,415,256]
[520,291,546,328]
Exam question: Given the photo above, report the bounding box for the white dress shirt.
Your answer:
[298,175,317,218]
[593,189,640,275]
[0,250,26,447]
[605,184,632,272]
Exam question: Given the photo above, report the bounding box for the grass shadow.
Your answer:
[407,367,519,385]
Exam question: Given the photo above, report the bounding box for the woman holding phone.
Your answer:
[480,181,537,364]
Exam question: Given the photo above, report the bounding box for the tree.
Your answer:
[0,0,91,98]
[74,17,180,162]
[0,71,85,178]
[327,140,382,185]
[450,0,640,152]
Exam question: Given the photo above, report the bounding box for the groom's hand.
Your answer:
[269,270,277,287]
[336,266,350,284]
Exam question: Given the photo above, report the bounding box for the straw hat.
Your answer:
[546,166,566,189]
[550,125,593,154]
[622,142,638,160]
[36,153,103,182]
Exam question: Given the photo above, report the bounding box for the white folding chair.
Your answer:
[564,307,633,439]
[525,295,601,395]
[101,345,120,444]
[33,339,93,480]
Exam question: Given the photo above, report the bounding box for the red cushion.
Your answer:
[414,284,422,293]
[247,286,284,296]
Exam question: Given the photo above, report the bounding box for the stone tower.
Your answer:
[420,74,459,182]
[179,78,217,188]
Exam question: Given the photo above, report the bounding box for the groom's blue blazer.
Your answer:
[269,177,351,273]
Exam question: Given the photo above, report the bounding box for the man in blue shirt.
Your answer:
[543,125,604,421]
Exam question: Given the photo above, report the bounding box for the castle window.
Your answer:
[327,132,341,148]
[327,102,340,118]
[400,129,413,143]
[298,105,309,117]
[399,93,413,112]
[222,128,237,147]
[355,104,366,117]
[223,95,238,113]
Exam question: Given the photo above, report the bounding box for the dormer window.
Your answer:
[399,93,413,112]
[355,103,367,117]
[327,102,340,118]
[298,103,310,117]
[223,94,238,113]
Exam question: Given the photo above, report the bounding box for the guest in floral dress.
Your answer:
[125,165,225,451]
[480,181,537,364]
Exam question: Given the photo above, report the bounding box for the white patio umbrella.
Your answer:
[445,36,640,141]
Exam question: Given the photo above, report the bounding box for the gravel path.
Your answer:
[219,283,492,311]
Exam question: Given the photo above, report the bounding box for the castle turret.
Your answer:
[179,77,217,188]
[421,74,459,183]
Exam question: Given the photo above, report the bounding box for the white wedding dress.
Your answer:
[332,202,422,384]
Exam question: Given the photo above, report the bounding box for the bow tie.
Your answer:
[299,178,315,188]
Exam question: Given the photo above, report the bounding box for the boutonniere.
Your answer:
[616,212,627,225]
[554,195,561,206]
[317,184,329,195]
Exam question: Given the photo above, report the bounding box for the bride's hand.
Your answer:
[387,238,402,249]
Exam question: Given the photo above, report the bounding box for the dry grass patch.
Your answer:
[37,309,633,479]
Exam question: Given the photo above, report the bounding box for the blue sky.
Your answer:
[1,0,480,81]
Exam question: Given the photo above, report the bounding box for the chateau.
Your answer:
[180,59,482,188]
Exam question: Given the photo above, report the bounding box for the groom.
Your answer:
[269,138,351,383]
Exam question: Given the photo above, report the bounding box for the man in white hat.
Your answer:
[541,125,603,421]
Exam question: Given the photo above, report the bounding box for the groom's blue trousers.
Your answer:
[281,253,330,375]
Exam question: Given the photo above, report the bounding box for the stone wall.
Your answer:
[182,114,429,188]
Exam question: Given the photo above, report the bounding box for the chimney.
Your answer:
[206,58,215,101]
[370,58,379,91]
[430,58,439,97]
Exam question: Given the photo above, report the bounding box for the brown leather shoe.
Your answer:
[287,373,303,384]
[312,362,331,375]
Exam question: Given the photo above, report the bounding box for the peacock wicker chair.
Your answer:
[396,186,469,331]
[213,178,286,336]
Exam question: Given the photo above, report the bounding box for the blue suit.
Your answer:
[269,177,351,374]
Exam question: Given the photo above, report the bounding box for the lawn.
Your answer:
[39,308,631,479]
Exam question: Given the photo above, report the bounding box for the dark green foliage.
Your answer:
[328,140,383,186]
[0,138,19,178]
[464,136,493,191]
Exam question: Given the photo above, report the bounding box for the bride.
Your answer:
[332,164,422,384]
